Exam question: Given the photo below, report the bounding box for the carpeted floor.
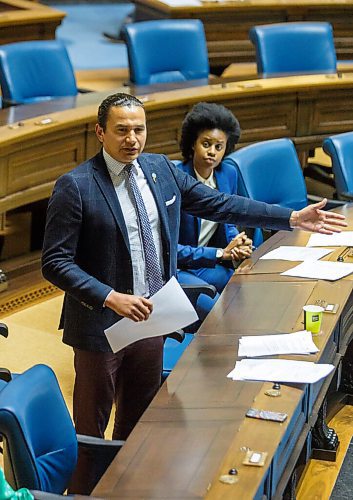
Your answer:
[48,2,134,70]
[331,436,353,499]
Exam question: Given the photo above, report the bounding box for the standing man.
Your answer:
[42,93,346,493]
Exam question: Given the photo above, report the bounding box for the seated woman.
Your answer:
[177,102,253,302]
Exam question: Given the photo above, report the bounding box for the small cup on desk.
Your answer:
[303,305,324,335]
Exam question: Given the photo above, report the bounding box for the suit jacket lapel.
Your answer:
[139,156,171,246]
[92,152,130,251]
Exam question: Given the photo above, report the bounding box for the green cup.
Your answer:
[303,305,324,335]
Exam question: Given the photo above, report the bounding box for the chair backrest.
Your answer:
[0,40,78,106]
[323,131,353,196]
[122,19,209,85]
[0,364,77,494]
[249,22,337,77]
[224,138,308,210]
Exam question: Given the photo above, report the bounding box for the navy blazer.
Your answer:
[42,151,292,351]
[177,160,239,269]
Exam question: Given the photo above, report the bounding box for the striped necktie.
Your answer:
[125,164,164,296]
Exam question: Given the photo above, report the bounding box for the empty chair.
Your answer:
[122,19,209,85]
[0,40,78,106]
[225,138,308,210]
[249,22,337,77]
[323,131,353,201]
[0,364,124,496]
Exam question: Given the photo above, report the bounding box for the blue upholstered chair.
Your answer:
[249,22,337,77]
[0,40,78,106]
[323,132,353,201]
[0,364,124,496]
[224,139,313,241]
[122,19,209,85]
[225,139,308,210]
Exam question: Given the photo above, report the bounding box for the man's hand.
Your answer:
[105,291,153,322]
[223,232,253,261]
[290,198,347,235]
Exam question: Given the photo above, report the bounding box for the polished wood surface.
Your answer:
[2,73,353,217]
[0,0,65,43]
[133,0,353,71]
[93,207,353,499]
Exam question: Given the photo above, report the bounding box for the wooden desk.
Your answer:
[132,0,353,72]
[0,0,65,43]
[93,207,353,499]
[2,74,353,216]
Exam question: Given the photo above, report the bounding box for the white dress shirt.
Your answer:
[103,149,164,297]
[194,168,219,247]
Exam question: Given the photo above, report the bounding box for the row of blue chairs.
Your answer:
[122,19,337,84]
[0,19,340,105]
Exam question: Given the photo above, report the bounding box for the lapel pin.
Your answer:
[152,172,157,183]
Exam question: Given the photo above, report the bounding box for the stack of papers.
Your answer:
[260,246,332,261]
[238,330,319,358]
[281,260,353,281]
[227,359,334,384]
[307,231,353,247]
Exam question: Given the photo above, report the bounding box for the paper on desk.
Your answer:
[259,246,332,261]
[227,359,334,384]
[307,231,353,247]
[238,330,319,358]
[105,276,198,353]
[281,260,353,281]
[162,0,200,6]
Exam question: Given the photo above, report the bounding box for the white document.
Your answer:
[307,231,353,247]
[227,359,334,384]
[260,246,332,261]
[105,276,198,353]
[162,0,200,6]
[281,260,353,281]
[238,330,319,358]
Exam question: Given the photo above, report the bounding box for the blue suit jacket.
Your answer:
[42,151,292,351]
[177,160,239,269]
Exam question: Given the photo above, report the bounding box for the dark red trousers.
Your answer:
[68,336,164,494]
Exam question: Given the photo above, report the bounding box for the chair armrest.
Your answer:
[77,434,125,452]
[77,87,92,94]
[181,284,217,303]
[165,329,185,343]
[337,191,353,202]
[75,435,125,493]
[307,194,347,208]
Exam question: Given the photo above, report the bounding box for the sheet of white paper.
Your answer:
[281,260,353,281]
[260,246,332,261]
[307,231,353,247]
[162,0,200,6]
[238,330,319,357]
[227,359,334,384]
[105,276,198,353]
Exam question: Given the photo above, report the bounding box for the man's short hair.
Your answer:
[180,102,241,161]
[97,93,144,130]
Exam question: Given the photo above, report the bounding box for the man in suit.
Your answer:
[42,92,346,493]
